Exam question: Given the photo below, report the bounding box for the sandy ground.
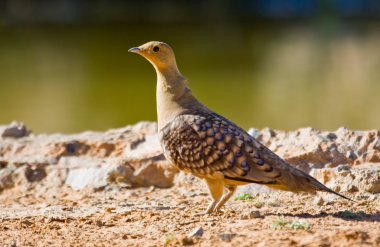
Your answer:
[0,178,379,247]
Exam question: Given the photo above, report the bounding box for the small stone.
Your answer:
[240,210,261,220]
[95,220,103,227]
[20,219,33,226]
[65,142,77,154]
[10,240,17,247]
[326,133,337,140]
[24,165,47,182]
[187,226,203,238]
[218,233,236,242]
[250,210,261,219]
[1,121,31,138]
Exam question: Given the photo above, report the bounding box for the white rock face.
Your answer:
[310,164,380,193]
[0,122,379,195]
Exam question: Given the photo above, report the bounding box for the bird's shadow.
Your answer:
[265,211,380,222]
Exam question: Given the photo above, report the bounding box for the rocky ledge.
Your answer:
[0,121,379,196]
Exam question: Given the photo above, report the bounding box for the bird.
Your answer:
[128,41,353,214]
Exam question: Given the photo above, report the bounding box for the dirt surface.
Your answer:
[0,178,379,247]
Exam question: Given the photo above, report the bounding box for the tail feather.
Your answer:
[323,187,356,202]
[269,167,356,202]
[307,175,356,202]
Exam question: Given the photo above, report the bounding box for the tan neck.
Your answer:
[155,67,206,129]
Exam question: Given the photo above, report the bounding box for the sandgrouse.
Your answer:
[129,41,352,214]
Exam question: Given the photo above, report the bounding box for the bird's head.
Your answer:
[128,41,178,73]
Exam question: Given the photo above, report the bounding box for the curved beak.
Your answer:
[128,47,141,53]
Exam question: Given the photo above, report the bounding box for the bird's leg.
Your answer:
[214,185,237,212]
[204,178,224,214]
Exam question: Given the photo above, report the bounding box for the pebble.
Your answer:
[1,121,30,138]
[240,210,261,220]
[218,233,236,242]
[188,226,203,238]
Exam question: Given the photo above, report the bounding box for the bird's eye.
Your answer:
[153,46,160,52]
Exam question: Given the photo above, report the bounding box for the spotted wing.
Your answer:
[159,111,285,184]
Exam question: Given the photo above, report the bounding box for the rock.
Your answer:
[1,121,380,195]
[240,210,261,220]
[187,226,203,238]
[124,133,162,159]
[63,156,175,190]
[218,233,236,242]
[129,121,158,135]
[65,163,112,190]
[20,219,33,226]
[129,158,176,188]
[0,121,31,139]
[107,161,135,184]
[311,163,380,193]
[24,165,47,182]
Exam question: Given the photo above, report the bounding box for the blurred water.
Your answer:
[0,23,380,133]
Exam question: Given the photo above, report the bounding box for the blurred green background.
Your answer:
[1,0,380,133]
